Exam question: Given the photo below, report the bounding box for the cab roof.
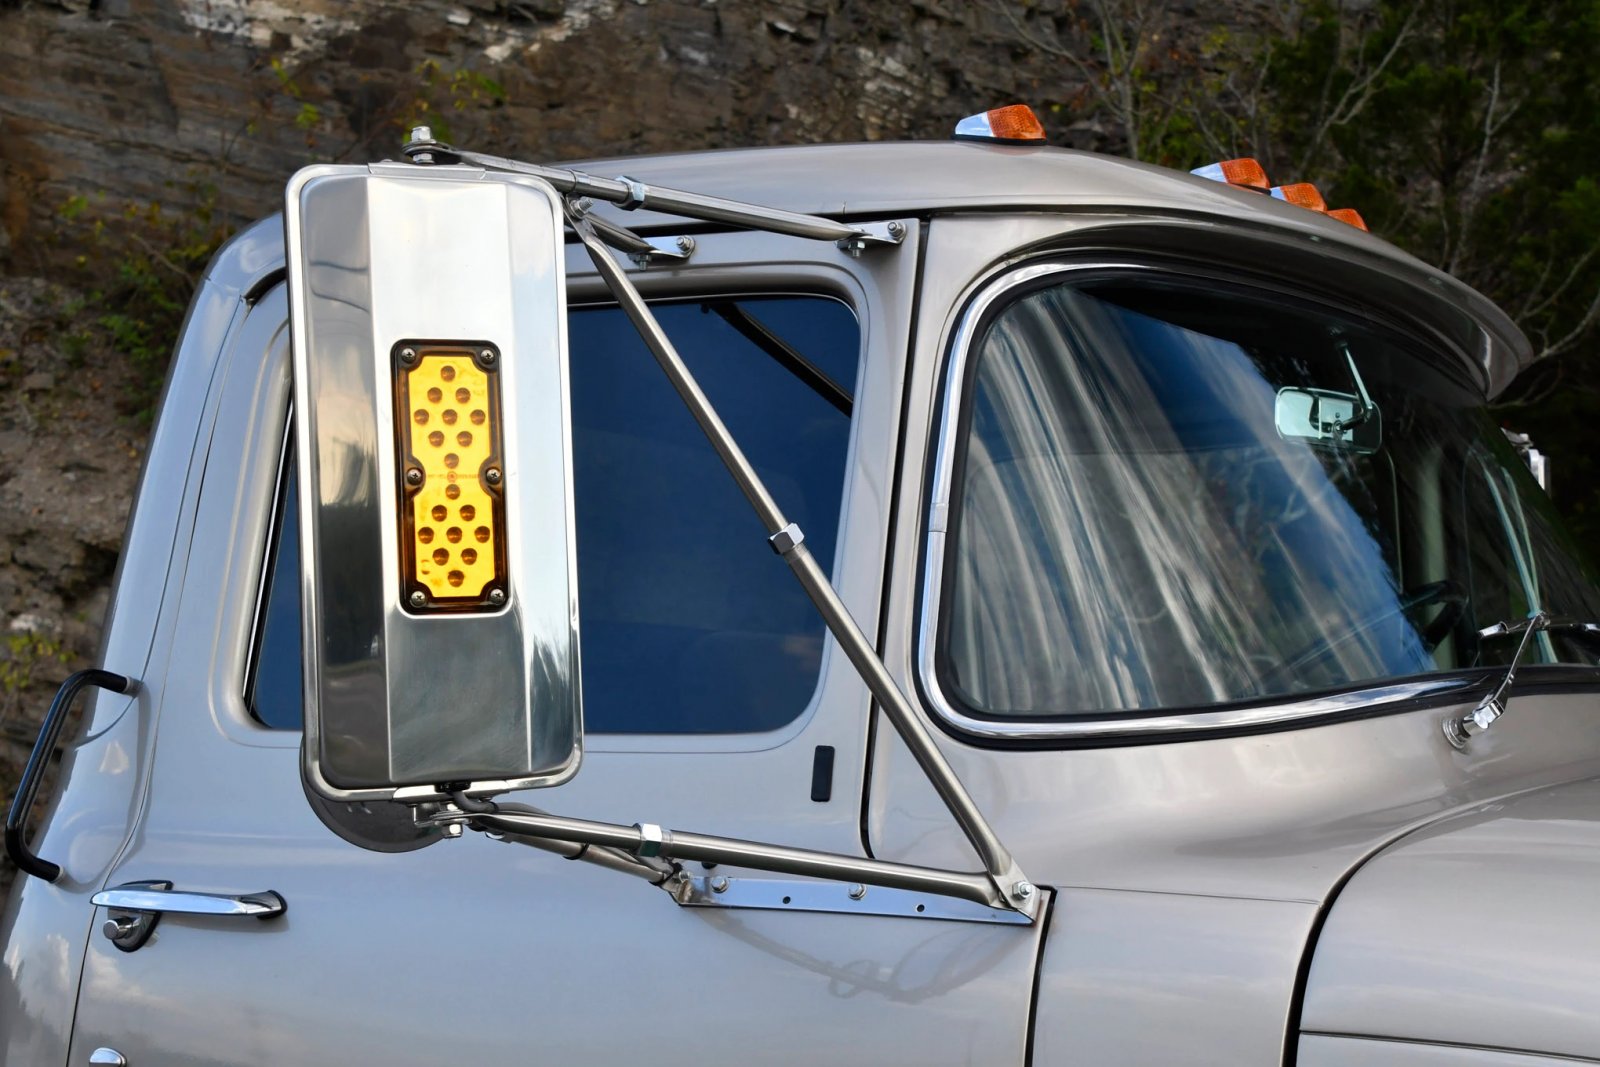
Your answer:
[569,141,1532,395]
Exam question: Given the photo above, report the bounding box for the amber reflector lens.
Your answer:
[1275,183,1328,212]
[395,344,507,610]
[985,105,1047,143]
[1327,208,1369,231]
[1217,158,1270,189]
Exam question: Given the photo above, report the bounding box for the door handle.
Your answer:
[5,669,135,883]
[92,882,285,952]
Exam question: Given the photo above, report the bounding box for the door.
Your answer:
[65,226,1044,1066]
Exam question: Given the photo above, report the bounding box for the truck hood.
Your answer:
[1301,777,1600,1060]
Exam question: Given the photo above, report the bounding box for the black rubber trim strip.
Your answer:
[1023,888,1058,1067]
[243,266,286,306]
[859,216,931,861]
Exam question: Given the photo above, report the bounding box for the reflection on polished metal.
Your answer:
[678,875,1033,925]
[1444,611,1551,750]
[563,206,1035,918]
[88,1050,127,1066]
[402,131,903,250]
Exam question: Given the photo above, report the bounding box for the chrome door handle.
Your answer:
[92,882,285,952]
[92,886,286,917]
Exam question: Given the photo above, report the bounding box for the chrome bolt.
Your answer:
[676,235,695,254]
[409,590,427,609]
[570,197,594,218]
[398,346,417,365]
[479,348,497,366]
[441,822,463,839]
[405,467,423,486]
[886,220,905,239]
[408,125,433,145]
[487,588,506,606]
[484,467,502,486]
[847,883,866,900]
[101,916,137,940]
[1012,880,1035,901]
[710,876,730,894]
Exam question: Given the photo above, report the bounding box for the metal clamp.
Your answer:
[628,235,696,268]
[836,220,907,257]
[768,523,805,556]
[617,176,649,210]
[5,669,135,883]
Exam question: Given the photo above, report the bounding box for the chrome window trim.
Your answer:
[916,260,1478,741]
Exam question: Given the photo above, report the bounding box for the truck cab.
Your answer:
[5,120,1600,1066]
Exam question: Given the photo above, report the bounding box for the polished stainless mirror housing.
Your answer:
[286,162,582,806]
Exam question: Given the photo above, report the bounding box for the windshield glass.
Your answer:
[937,272,1600,718]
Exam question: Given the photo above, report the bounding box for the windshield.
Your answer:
[937,272,1600,718]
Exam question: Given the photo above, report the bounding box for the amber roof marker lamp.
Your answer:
[952,105,1048,145]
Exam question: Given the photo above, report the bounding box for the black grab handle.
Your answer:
[5,669,134,883]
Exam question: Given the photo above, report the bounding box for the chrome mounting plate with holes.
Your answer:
[679,876,1034,925]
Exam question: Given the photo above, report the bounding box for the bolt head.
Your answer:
[485,467,502,486]
[887,220,905,238]
[405,467,423,486]
[398,346,417,365]
[1012,880,1034,901]
[847,883,867,900]
[441,822,463,839]
[479,348,497,366]
[676,235,695,253]
[409,590,427,609]
[487,588,506,606]
[710,876,730,894]
[408,125,433,144]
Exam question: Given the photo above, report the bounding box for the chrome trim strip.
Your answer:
[915,260,1481,742]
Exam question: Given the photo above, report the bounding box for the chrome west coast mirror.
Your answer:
[286,162,582,803]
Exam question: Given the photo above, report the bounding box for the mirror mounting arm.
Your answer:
[405,132,903,251]
[564,204,1037,920]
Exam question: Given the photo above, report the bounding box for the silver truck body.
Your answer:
[4,141,1598,1066]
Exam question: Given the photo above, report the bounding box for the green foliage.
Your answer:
[53,181,232,419]
[402,59,509,145]
[0,632,70,704]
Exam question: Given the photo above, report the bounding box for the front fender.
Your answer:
[1301,777,1600,1060]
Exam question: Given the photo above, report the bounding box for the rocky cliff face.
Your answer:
[0,0,1106,878]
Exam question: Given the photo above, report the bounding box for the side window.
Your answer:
[248,295,859,734]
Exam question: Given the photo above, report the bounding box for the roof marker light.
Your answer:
[1271,183,1328,212]
[1190,158,1270,190]
[1327,208,1369,231]
[953,105,1047,145]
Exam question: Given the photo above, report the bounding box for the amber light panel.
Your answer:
[1212,159,1271,190]
[1327,208,1369,231]
[394,344,507,610]
[985,105,1047,142]
[1273,183,1329,212]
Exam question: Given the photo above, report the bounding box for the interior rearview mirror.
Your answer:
[1275,387,1382,454]
[286,162,583,806]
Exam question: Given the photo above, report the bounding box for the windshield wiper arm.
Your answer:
[1444,611,1551,749]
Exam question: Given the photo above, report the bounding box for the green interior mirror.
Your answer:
[285,162,583,807]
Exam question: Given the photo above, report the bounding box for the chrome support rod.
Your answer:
[473,809,1006,910]
[566,207,1037,918]
[404,133,893,247]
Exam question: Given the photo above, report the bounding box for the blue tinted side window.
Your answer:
[249,296,859,734]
